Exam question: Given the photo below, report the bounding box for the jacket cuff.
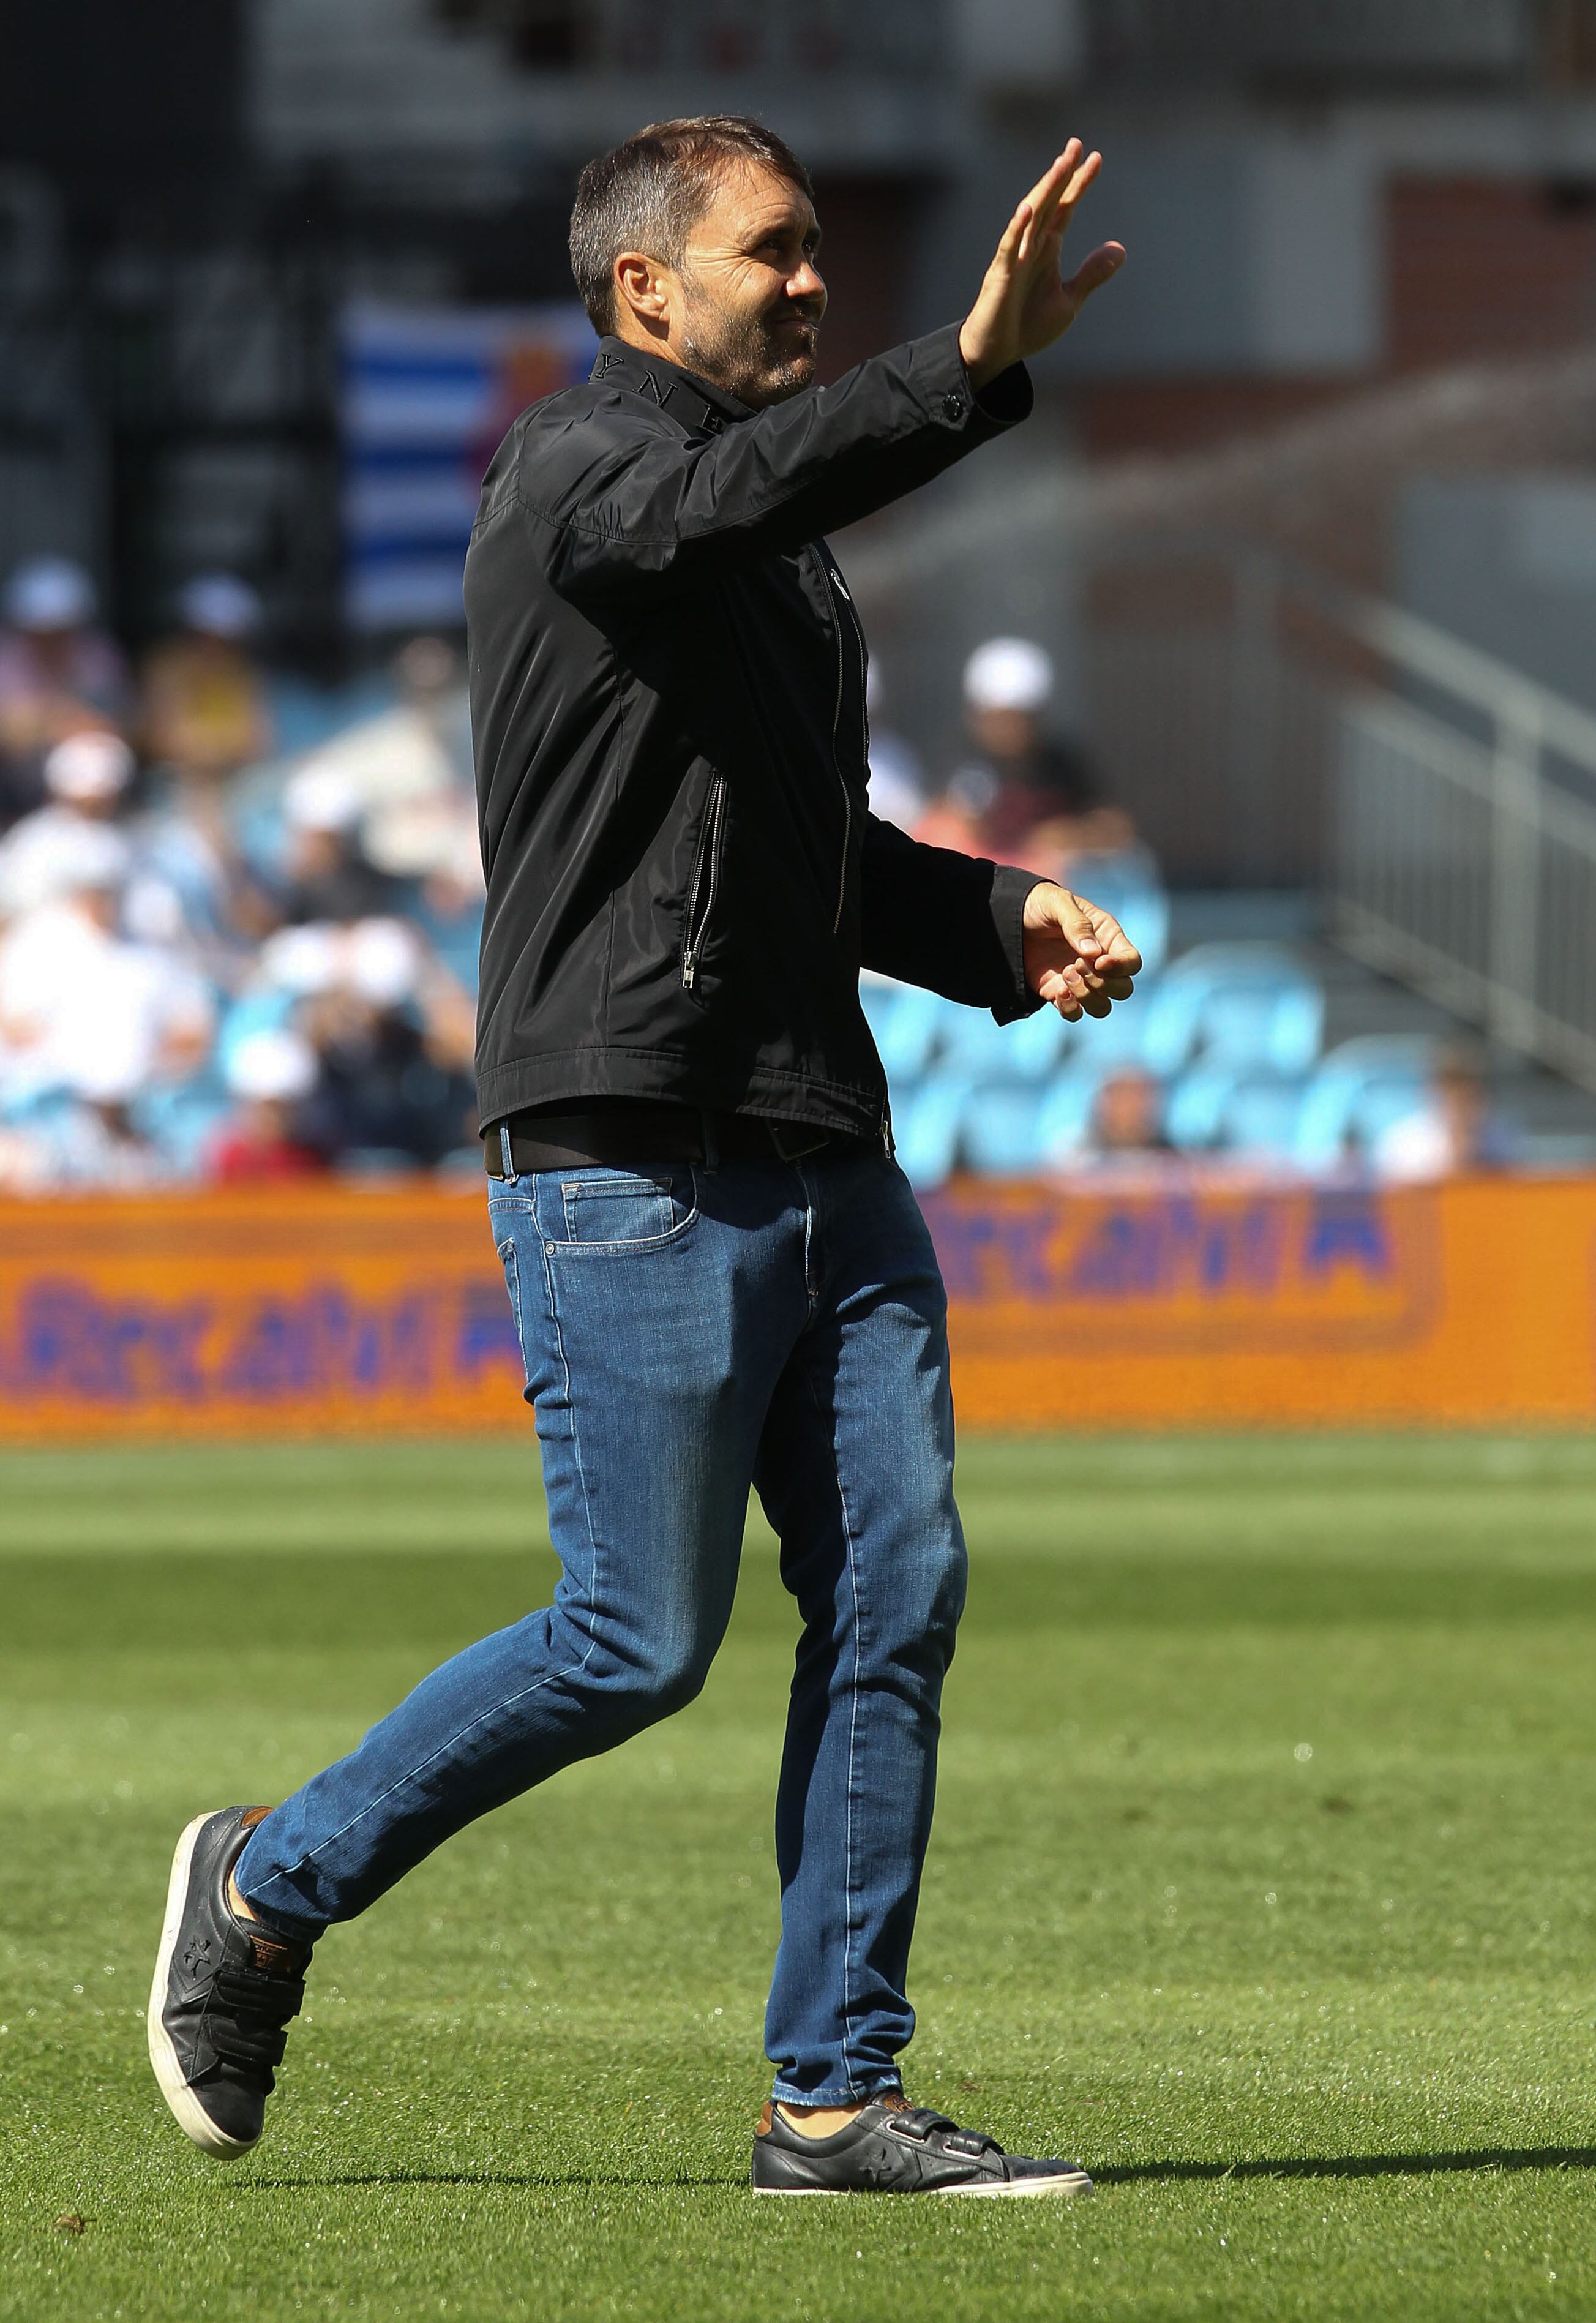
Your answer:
[989,863,1046,1024]
[915,321,1035,438]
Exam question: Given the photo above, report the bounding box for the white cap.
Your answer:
[258,921,343,996]
[178,571,262,639]
[51,821,132,894]
[4,555,96,632]
[364,794,482,880]
[345,915,420,1007]
[226,1027,318,1103]
[43,730,136,803]
[963,636,1054,715]
[284,763,364,834]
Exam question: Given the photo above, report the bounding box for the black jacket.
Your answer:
[466,321,1042,1139]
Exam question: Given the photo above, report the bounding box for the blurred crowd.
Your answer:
[0,553,1502,1193]
[0,556,483,1190]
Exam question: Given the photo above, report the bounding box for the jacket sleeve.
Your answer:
[528,325,1032,604]
[860,816,1043,1025]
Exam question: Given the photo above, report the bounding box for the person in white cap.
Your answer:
[279,764,397,927]
[207,1027,324,1182]
[925,635,1137,874]
[0,557,130,817]
[141,572,271,783]
[0,819,211,1133]
[0,731,137,919]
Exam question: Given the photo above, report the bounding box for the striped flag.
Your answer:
[341,299,598,632]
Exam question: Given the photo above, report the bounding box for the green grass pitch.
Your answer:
[4,1432,1596,2321]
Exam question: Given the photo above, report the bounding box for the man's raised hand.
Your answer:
[1021,883,1141,1023]
[959,141,1124,389]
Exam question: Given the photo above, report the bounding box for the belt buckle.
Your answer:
[768,1122,830,1163]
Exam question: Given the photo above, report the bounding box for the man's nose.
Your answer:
[789,261,826,312]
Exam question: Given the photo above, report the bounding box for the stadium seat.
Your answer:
[215,987,298,1078]
[132,1077,233,1179]
[1141,944,1324,1079]
[1221,1073,1313,1164]
[889,1071,973,1188]
[958,1078,1048,1175]
[1292,1035,1442,1174]
[937,993,1076,1082]
[1032,1062,1114,1165]
[1165,1065,1313,1163]
[1163,1062,1240,1150]
[858,975,946,1081]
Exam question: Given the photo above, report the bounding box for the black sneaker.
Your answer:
[146,1806,311,2158]
[751,2097,1093,2197]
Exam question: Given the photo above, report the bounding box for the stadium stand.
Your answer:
[0,561,1562,1193]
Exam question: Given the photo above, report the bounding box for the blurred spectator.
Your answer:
[1053,1067,1181,1181]
[291,916,476,1169]
[0,822,212,1140]
[140,572,272,784]
[207,1028,324,1183]
[279,766,400,926]
[285,636,473,886]
[0,557,130,824]
[1373,1049,1517,1182]
[407,814,485,995]
[921,638,1139,876]
[1092,1068,1175,1159]
[0,732,136,918]
[864,664,929,832]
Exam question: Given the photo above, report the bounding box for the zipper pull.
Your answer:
[682,952,697,990]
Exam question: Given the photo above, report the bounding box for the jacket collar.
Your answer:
[591,337,751,435]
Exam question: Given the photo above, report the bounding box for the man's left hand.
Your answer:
[1021,882,1141,1021]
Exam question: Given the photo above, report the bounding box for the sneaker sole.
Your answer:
[752,2171,1093,2197]
[146,1811,257,2160]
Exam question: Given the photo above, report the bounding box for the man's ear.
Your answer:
[613,251,672,332]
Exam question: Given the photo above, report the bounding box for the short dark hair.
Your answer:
[569,115,815,335]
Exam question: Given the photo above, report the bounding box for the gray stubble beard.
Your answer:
[680,278,820,408]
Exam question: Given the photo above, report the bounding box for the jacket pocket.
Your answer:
[680,771,727,993]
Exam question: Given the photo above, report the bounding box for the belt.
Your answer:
[482,1104,885,1177]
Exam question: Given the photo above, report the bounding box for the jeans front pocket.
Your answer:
[554,1167,698,1252]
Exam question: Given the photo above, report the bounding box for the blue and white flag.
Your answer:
[341,300,598,632]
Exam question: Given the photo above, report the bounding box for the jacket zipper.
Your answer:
[681,771,727,990]
[817,555,864,934]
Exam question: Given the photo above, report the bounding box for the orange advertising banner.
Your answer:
[0,1175,1592,1441]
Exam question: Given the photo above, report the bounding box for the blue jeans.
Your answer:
[235,1150,968,2104]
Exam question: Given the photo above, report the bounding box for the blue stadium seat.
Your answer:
[1166,1066,1312,1163]
[1163,1062,1240,1151]
[132,1078,233,1179]
[858,976,946,1081]
[890,1071,972,1188]
[215,988,297,1078]
[1032,1064,1114,1166]
[1142,944,1324,1079]
[1221,1073,1312,1164]
[958,1079,1048,1175]
[937,994,1076,1082]
[1292,1036,1442,1174]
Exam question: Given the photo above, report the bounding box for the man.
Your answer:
[149,116,1137,2197]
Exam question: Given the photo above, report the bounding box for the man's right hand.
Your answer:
[958,141,1124,390]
